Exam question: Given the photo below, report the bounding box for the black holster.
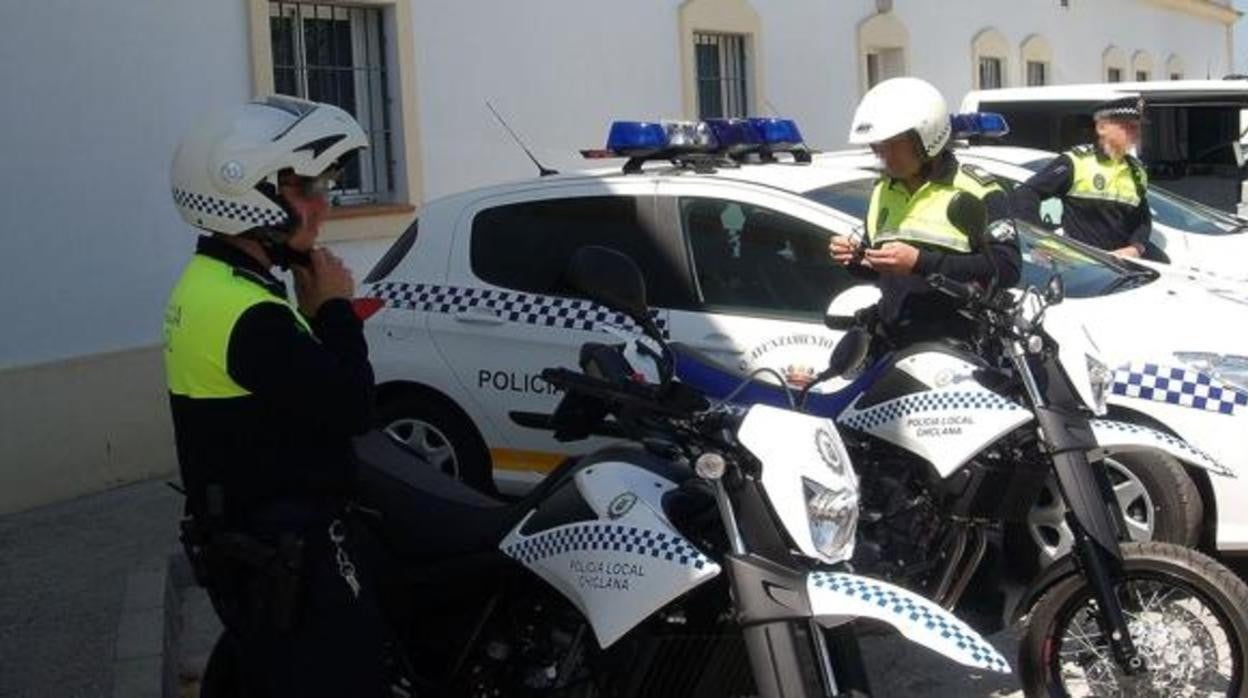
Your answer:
[180,516,306,633]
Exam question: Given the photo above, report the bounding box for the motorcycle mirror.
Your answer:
[1045,273,1065,305]
[566,246,650,326]
[826,285,882,330]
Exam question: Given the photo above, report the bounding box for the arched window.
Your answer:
[1166,54,1184,81]
[1132,50,1154,82]
[972,27,1010,89]
[857,11,909,94]
[1103,45,1127,83]
[1020,34,1053,86]
[679,0,762,118]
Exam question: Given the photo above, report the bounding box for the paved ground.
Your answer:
[0,479,180,698]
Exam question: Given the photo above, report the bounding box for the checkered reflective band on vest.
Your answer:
[163,255,310,399]
[866,168,999,254]
[1066,145,1147,208]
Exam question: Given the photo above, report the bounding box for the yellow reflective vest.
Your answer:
[163,255,311,399]
[866,164,1003,253]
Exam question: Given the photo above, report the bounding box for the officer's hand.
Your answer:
[1112,245,1142,259]
[863,242,919,275]
[829,235,859,266]
[293,248,354,316]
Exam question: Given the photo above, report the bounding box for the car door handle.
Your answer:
[454,308,505,326]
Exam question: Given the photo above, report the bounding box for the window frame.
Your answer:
[693,31,750,119]
[246,0,422,239]
[268,1,393,205]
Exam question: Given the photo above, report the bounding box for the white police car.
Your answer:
[356,117,1248,563]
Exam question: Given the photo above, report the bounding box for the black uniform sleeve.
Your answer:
[1127,184,1153,250]
[1011,154,1074,228]
[227,298,375,435]
[914,190,1022,289]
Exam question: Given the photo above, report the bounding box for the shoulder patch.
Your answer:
[959,163,997,188]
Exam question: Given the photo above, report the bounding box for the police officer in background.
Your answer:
[164,96,389,696]
[1012,96,1151,258]
[829,77,1022,349]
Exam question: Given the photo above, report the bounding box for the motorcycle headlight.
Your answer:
[1086,353,1113,416]
[1175,352,1248,393]
[802,477,858,563]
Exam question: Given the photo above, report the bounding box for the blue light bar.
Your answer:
[704,118,762,152]
[606,121,667,155]
[950,112,1010,139]
[748,118,804,148]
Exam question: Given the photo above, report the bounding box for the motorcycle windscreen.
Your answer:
[499,461,721,648]
[736,404,859,563]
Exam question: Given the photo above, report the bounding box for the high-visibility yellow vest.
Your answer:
[866,164,1002,253]
[1065,144,1148,208]
[164,255,310,398]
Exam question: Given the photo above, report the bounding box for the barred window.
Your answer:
[270,2,394,205]
[694,32,749,118]
[1026,61,1048,86]
[978,57,1004,89]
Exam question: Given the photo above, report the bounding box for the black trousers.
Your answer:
[207,517,390,697]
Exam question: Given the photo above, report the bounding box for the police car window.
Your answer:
[364,218,417,283]
[803,180,874,221]
[470,196,693,307]
[679,197,858,319]
[1149,186,1241,236]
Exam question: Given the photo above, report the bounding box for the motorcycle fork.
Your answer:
[1051,449,1146,675]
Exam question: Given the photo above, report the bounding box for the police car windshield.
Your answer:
[803,180,1142,298]
[1021,157,1243,237]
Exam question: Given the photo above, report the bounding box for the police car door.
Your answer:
[657,179,865,393]
[429,180,687,480]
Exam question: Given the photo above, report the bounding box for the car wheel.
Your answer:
[1024,450,1203,568]
[375,390,494,493]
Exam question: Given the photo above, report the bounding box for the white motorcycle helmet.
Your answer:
[170,95,368,237]
[848,77,951,159]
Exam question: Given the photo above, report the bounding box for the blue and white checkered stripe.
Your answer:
[809,572,1010,673]
[366,282,669,337]
[172,188,288,228]
[1112,363,1247,417]
[839,390,1024,432]
[1089,419,1234,478]
[503,523,712,571]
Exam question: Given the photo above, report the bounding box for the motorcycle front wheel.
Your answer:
[1019,542,1248,698]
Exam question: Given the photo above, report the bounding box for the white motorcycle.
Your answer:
[670,255,1248,696]
[327,246,1012,697]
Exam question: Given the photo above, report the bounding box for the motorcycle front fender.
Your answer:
[1089,419,1234,478]
[808,571,1011,674]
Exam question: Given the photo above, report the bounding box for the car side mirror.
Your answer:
[825,285,882,330]
[566,246,649,324]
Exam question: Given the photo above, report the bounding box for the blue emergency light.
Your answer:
[594,116,810,171]
[749,118,804,149]
[704,118,761,152]
[950,112,1010,139]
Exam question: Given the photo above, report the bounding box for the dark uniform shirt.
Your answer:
[856,152,1022,347]
[167,236,374,527]
[1011,143,1152,252]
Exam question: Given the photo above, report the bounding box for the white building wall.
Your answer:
[0,1,253,369]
